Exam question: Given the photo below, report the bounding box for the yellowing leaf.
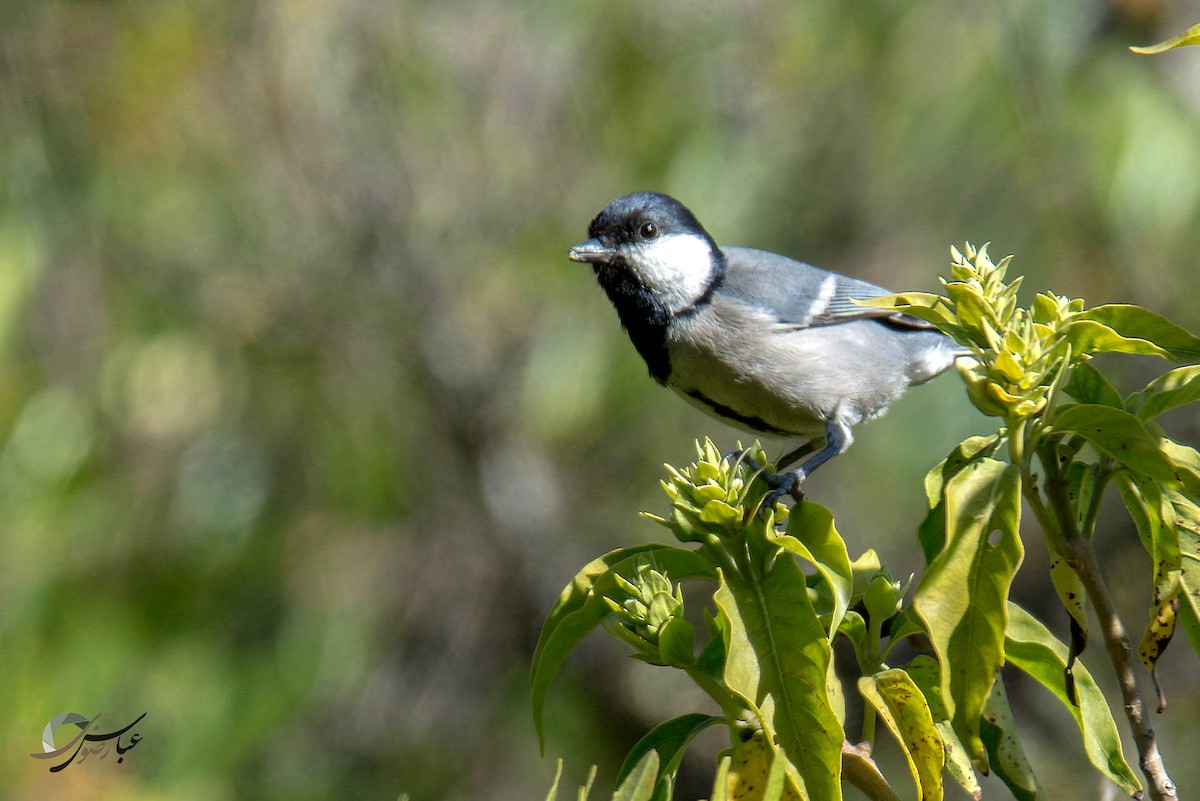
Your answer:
[858,669,944,801]
[1130,23,1200,54]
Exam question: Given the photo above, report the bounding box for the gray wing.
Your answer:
[719,247,937,331]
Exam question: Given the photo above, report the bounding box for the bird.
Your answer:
[568,191,964,509]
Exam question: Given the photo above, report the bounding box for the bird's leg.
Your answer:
[760,418,855,511]
[724,441,817,517]
[777,441,817,470]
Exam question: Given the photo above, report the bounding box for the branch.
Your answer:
[1037,459,1177,801]
[1062,535,1175,801]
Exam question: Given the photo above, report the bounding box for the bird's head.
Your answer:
[569,192,723,314]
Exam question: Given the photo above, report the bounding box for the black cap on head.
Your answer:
[587,192,716,249]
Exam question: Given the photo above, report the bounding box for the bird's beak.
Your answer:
[568,238,616,264]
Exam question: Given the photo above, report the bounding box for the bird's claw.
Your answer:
[723,449,805,520]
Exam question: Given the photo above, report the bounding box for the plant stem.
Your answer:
[686,667,751,723]
[1037,453,1177,801]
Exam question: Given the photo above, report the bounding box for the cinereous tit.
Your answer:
[569,191,964,507]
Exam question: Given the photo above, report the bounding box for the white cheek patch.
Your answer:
[624,234,715,312]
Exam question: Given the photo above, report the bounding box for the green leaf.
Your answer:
[772,500,853,637]
[1178,601,1200,663]
[616,714,723,799]
[1061,319,1171,359]
[1160,437,1200,497]
[904,656,982,800]
[918,435,1004,563]
[1063,361,1124,408]
[1005,603,1142,796]
[1130,22,1200,54]
[912,458,1023,771]
[858,669,944,801]
[860,291,958,328]
[1050,404,1179,484]
[1127,364,1200,422]
[1168,490,1200,661]
[1074,304,1200,361]
[532,546,719,747]
[695,608,728,676]
[715,558,843,800]
[613,750,659,801]
[849,550,883,603]
[979,676,1043,801]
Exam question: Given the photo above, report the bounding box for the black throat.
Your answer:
[594,251,724,385]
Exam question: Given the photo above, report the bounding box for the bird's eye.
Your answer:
[639,221,658,239]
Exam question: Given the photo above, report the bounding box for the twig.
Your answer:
[1035,453,1177,800]
[1063,535,1176,801]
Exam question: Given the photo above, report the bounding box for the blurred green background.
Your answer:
[2,0,1199,799]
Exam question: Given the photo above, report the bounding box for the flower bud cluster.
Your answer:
[647,439,786,541]
[948,244,1081,422]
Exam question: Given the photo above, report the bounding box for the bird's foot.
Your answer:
[760,469,805,515]
[723,449,805,519]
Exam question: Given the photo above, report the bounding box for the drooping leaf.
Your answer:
[532,545,719,747]
[979,676,1043,801]
[905,656,982,800]
[1168,490,1200,661]
[1139,599,1179,713]
[616,714,723,799]
[1126,364,1200,421]
[1048,554,1087,703]
[1130,22,1200,54]
[715,559,842,801]
[1004,603,1142,796]
[1051,405,1179,484]
[772,500,853,637]
[858,669,944,801]
[1073,304,1200,361]
[613,750,659,801]
[1063,361,1124,408]
[913,458,1023,772]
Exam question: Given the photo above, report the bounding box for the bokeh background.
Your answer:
[2,0,1200,799]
